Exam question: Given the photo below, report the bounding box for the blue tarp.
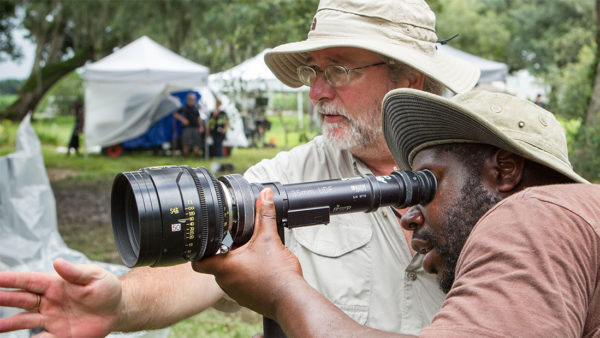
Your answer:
[121,90,201,150]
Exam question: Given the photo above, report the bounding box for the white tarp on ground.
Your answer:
[82,36,209,148]
[438,44,509,84]
[0,115,169,338]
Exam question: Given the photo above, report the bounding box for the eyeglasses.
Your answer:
[296,62,387,88]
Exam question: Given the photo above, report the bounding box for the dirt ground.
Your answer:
[49,169,122,264]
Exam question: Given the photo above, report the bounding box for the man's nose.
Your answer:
[400,206,424,231]
[309,71,335,102]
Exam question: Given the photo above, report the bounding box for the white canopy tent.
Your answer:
[209,49,309,126]
[195,86,249,148]
[82,36,210,149]
[438,44,509,84]
[209,48,308,93]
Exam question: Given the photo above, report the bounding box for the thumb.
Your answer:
[191,253,227,274]
[53,258,109,285]
[254,188,278,239]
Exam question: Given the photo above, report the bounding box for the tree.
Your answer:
[570,0,600,180]
[1,0,144,121]
[0,0,20,62]
[180,0,318,72]
[586,0,600,128]
[0,78,22,94]
[1,0,319,121]
[434,0,599,179]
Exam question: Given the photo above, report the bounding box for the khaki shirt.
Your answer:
[244,136,444,334]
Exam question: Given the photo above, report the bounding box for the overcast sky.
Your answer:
[0,28,35,80]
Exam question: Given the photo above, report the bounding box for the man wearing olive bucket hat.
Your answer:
[0,1,479,336]
[193,89,599,337]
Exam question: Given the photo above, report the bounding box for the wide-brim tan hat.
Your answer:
[381,88,588,183]
[265,0,480,94]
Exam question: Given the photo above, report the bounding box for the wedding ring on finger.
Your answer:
[30,294,41,312]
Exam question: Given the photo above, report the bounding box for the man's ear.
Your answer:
[407,72,425,90]
[485,149,525,193]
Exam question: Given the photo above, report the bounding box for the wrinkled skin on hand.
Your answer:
[192,188,303,319]
[0,258,122,337]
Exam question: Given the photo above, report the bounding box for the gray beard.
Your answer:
[316,102,382,151]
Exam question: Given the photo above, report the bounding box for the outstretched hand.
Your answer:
[0,258,122,337]
[192,188,303,319]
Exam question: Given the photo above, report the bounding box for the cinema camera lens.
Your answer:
[111,165,436,268]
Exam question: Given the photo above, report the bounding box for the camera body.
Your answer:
[111,166,436,268]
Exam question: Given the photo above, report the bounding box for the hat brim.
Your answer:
[381,88,588,184]
[265,37,480,94]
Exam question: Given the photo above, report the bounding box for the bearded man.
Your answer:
[0,1,479,336]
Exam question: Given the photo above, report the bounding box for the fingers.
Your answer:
[53,258,107,285]
[253,188,278,238]
[0,311,44,332]
[0,271,53,294]
[0,290,42,310]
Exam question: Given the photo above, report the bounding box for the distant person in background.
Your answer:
[66,100,84,156]
[174,93,204,157]
[207,99,229,157]
[534,93,546,108]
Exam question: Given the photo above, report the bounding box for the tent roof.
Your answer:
[209,48,308,93]
[438,44,508,84]
[83,36,209,84]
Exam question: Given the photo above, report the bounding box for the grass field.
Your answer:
[0,94,17,110]
[1,112,318,337]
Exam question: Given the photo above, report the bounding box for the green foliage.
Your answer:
[0,94,17,110]
[180,0,319,72]
[35,72,84,117]
[169,309,262,338]
[546,45,596,120]
[0,79,23,94]
[435,0,599,178]
[435,0,596,74]
[571,123,600,182]
[0,119,15,146]
[436,0,511,61]
[270,92,298,111]
[2,0,320,121]
[0,0,19,61]
[20,49,90,92]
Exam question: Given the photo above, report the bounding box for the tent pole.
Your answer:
[297,91,303,130]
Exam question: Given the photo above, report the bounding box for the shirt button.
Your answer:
[382,210,388,217]
[407,271,417,281]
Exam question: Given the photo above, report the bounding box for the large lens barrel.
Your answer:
[111,166,436,268]
[111,166,228,267]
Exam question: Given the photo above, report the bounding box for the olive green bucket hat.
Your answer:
[381,88,588,183]
[264,0,480,94]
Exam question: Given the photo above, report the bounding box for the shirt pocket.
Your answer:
[289,214,373,324]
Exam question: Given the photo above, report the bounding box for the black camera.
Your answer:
[111,166,436,268]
